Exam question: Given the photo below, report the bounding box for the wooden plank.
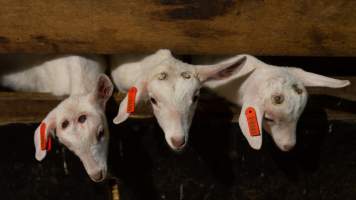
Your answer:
[0,0,356,56]
[0,92,154,125]
[0,92,63,125]
[1,75,356,125]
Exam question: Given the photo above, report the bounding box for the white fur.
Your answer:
[0,55,104,95]
[193,54,350,151]
[111,49,247,151]
[0,55,113,182]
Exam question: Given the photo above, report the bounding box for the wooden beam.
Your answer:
[0,92,155,125]
[1,75,356,125]
[0,92,62,125]
[0,0,356,56]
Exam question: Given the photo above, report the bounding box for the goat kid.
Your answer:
[111,49,248,151]
[0,55,113,182]
[192,54,350,151]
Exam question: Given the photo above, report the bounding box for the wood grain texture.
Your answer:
[0,92,154,125]
[1,75,356,125]
[0,92,62,125]
[0,0,355,55]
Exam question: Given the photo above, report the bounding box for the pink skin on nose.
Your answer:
[91,170,104,182]
[164,109,187,149]
[80,153,106,182]
[280,143,294,152]
[171,136,185,149]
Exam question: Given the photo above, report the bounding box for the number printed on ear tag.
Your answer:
[127,87,137,113]
[40,122,47,151]
[245,107,260,136]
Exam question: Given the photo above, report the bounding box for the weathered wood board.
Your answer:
[0,75,355,125]
[0,0,356,55]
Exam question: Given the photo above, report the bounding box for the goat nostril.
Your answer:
[282,144,294,151]
[97,130,104,141]
[171,137,185,148]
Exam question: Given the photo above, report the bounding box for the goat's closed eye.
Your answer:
[78,115,87,123]
[264,117,275,123]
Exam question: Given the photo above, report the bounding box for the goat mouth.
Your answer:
[278,144,295,152]
[170,141,187,153]
[90,170,106,182]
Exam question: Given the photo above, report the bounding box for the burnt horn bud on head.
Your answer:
[158,72,168,80]
[292,84,303,94]
[272,94,284,105]
[181,71,191,79]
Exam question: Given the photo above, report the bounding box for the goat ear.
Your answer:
[34,109,57,161]
[153,49,172,59]
[113,80,147,124]
[195,55,252,82]
[287,68,350,88]
[91,74,114,109]
[238,102,264,150]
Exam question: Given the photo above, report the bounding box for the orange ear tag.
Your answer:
[245,107,260,136]
[127,87,137,113]
[40,122,47,151]
[47,137,52,151]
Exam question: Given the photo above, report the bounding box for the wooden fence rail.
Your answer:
[1,76,355,125]
[1,0,356,55]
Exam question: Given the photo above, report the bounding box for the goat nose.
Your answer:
[171,137,185,149]
[90,170,104,182]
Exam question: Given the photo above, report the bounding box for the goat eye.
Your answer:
[193,95,199,103]
[61,120,69,129]
[150,97,157,105]
[78,115,87,123]
[264,117,275,123]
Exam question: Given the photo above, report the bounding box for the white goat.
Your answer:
[0,55,113,182]
[192,55,350,151]
[110,49,248,151]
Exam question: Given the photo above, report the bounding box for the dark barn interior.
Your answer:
[1,1,356,200]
